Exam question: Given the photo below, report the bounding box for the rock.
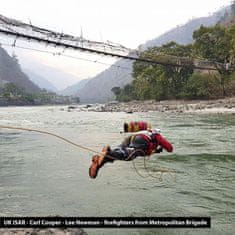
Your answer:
[68,106,77,109]
[99,97,235,113]
[0,228,87,235]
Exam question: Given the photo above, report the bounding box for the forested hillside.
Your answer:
[0,47,40,93]
[76,6,229,103]
[113,3,235,102]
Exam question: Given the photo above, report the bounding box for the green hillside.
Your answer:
[113,2,235,102]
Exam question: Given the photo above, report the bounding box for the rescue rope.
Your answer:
[0,124,175,180]
[129,149,176,180]
[129,149,149,178]
[143,156,176,181]
[0,125,99,154]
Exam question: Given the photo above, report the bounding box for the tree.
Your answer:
[115,84,136,102]
[3,83,23,98]
[111,87,121,96]
[132,42,194,100]
[182,73,221,99]
[193,25,230,64]
[226,24,235,60]
[193,24,235,96]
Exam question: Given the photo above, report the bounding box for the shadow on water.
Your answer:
[169,123,206,128]
[198,114,235,126]
[0,132,21,145]
[163,153,235,162]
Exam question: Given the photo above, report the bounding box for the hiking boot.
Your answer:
[89,146,112,179]
[99,145,114,167]
[89,155,104,179]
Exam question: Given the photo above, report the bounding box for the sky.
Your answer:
[0,0,232,88]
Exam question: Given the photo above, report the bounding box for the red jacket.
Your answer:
[135,132,173,155]
[155,134,173,152]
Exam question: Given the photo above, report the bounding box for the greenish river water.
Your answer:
[0,106,234,234]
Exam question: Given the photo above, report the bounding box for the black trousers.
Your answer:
[108,146,146,161]
[104,135,148,162]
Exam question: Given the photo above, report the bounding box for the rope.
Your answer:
[143,156,176,181]
[129,149,149,178]
[0,124,176,180]
[128,148,176,180]
[0,124,130,162]
[0,125,99,154]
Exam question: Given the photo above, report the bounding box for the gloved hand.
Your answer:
[156,147,163,153]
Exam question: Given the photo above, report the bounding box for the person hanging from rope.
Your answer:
[89,128,173,179]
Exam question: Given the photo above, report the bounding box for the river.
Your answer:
[0,106,234,235]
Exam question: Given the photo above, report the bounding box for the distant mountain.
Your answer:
[142,8,228,49]
[75,6,230,103]
[23,68,57,92]
[76,60,133,103]
[59,78,90,96]
[0,47,40,93]
[18,59,80,91]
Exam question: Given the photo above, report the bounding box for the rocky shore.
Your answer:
[101,97,235,113]
[0,228,87,235]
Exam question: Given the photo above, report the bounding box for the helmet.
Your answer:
[153,128,161,134]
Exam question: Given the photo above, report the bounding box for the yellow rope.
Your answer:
[0,125,100,154]
[129,148,176,180]
[0,124,126,162]
[143,156,176,181]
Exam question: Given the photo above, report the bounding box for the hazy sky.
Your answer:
[1,0,231,48]
[0,0,232,87]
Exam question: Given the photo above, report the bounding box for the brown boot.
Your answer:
[89,146,111,179]
[89,155,103,179]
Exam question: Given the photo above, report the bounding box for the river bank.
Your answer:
[101,97,235,113]
[0,228,86,235]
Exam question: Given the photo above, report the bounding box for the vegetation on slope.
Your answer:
[112,2,235,102]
